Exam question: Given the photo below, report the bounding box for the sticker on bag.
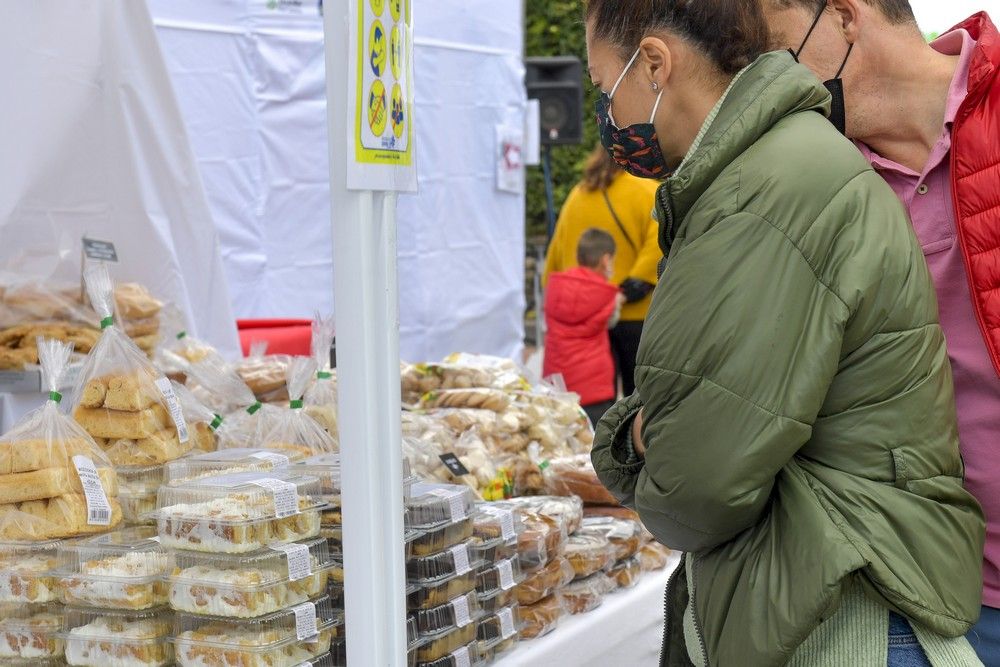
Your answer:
[72,455,113,526]
[292,601,319,641]
[155,377,190,443]
[250,478,299,518]
[271,542,313,581]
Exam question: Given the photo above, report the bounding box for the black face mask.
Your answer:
[788,6,854,135]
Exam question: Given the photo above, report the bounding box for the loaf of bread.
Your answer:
[0,437,97,475]
[80,375,159,411]
[73,405,171,440]
[0,494,123,540]
[114,283,163,320]
[0,466,118,505]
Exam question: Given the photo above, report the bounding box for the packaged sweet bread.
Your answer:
[61,605,173,667]
[498,495,583,535]
[577,516,643,562]
[0,321,98,370]
[559,572,615,615]
[261,357,338,459]
[164,448,300,487]
[638,541,673,572]
[543,454,618,506]
[564,533,615,580]
[516,594,564,640]
[303,313,338,438]
[515,556,573,606]
[0,337,121,540]
[188,355,281,451]
[0,602,65,660]
[171,380,220,453]
[70,264,192,468]
[441,353,532,392]
[401,362,494,405]
[235,342,291,403]
[418,388,511,413]
[609,556,642,589]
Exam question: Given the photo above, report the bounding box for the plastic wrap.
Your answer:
[441,353,531,392]
[303,313,338,439]
[168,537,336,617]
[0,336,122,539]
[516,594,564,640]
[234,345,291,403]
[559,573,615,615]
[0,540,62,602]
[418,388,511,413]
[638,542,673,572]
[172,595,340,667]
[578,516,643,561]
[543,455,618,506]
[61,605,173,667]
[476,605,519,650]
[58,527,173,609]
[188,355,281,450]
[70,265,191,468]
[164,448,298,486]
[401,363,494,405]
[497,496,583,535]
[260,357,338,459]
[564,533,615,580]
[515,556,574,606]
[609,556,642,589]
[171,380,220,453]
[0,602,65,660]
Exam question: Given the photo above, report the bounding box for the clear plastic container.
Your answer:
[415,624,476,664]
[172,595,341,667]
[294,653,336,667]
[164,448,301,486]
[475,557,523,599]
[0,539,62,603]
[407,540,483,584]
[495,496,583,535]
[155,471,324,553]
[62,605,173,667]
[120,490,158,525]
[408,570,477,611]
[564,532,615,580]
[116,464,165,496]
[476,605,519,650]
[411,518,473,558]
[413,591,482,637]
[168,537,338,617]
[58,526,173,609]
[477,587,515,615]
[470,506,520,563]
[0,602,64,660]
[415,641,483,667]
[408,484,475,529]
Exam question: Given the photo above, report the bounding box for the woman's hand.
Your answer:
[631,408,646,457]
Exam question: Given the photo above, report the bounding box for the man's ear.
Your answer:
[638,36,673,90]
[829,0,863,43]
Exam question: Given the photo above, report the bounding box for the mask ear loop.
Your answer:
[833,42,854,79]
[648,90,664,124]
[608,47,643,127]
[791,3,827,61]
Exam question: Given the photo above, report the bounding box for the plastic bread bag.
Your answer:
[0,336,122,540]
[260,356,338,458]
[70,264,192,468]
[171,381,220,453]
[188,354,280,450]
[303,313,338,438]
[543,454,618,506]
[401,361,494,405]
[235,340,291,403]
[418,387,512,413]
[425,408,502,438]
[442,352,533,391]
[401,411,458,452]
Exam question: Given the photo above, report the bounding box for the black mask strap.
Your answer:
[791,3,828,61]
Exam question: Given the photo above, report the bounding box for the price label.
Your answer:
[72,456,112,526]
[438,453,470,477]
[452,594,472,627]
[427,488,466,521]
[498,607,516,639]
[250,478,299,518]
[292,602,319,640]
[155,377,190,443]
[452,646,471,667]
[450,544,471,576]
[250,451,291,468]
[498,559,515,591]
[271,543,312,581]
[83,238,118,262]
[482,506,516,540]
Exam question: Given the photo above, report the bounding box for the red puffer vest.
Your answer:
[951,12,1000,375]
[543,267,620,405]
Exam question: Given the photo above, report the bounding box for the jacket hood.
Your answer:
[546,268,619,326]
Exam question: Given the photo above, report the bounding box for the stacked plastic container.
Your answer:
[0,540,65,665]
[469,503,523,663]
[154,453,342,666]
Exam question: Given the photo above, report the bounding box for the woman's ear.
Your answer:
[638,36,672,90]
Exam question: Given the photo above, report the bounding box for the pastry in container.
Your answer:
[475,556,522,600]
[477,586,515,615]
[408,483,476,529]
[415,641,483,667]
[168,536,337,617]
[638,542,673,571]
[0,602,64,660]
[0,539,61,603]
[154,471,323,553]
[413,590,482,637]
[470,506,520,562]
[577,516,643,561]
[610,556,642,589]
[61,605,173,667]
[560,573,615,615]
[516,594,564,640]
[164,447,300,486]
[58,526,173,609]
[496,495,583,534]
[116,463,163,523]
[415,624,476,664]
[515,556,574,606]
[564,532,615,580]
[408,540,482,585]
[411,517,473,557]
[476,604,519,650]
[172,594,341,667]
[408,570,477,611]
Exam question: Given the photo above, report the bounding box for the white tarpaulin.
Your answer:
[148,0,527,361]
[0,0,240,357]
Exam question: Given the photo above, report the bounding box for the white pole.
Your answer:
[323,3,407,666]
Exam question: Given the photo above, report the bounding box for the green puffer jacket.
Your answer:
[591,51,985,667]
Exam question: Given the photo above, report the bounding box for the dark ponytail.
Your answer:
[585,0,769,75]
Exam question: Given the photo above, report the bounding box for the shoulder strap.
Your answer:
[602,189,637,254]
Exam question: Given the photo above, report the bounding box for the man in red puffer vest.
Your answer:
[765,2,1000,662]
[544,228,625,427]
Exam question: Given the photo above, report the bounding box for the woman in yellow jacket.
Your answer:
[543,145,660,396]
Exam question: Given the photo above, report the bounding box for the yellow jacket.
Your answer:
[543,172,661,322]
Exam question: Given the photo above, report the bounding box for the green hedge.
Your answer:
[525,1,596,239]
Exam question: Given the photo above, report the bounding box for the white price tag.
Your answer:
[250,451,291,467]
[72,455,112,526]
[450,544,471,576]
[452,646,471,667]
[498,559,515,591]
[155,377,190,443]
[427,488,466,521]
[481,506,516,540]
[498,607,516,639]
[271,543,312,581]
[452,593,472,628]
[250,478,298,518]
[292,602,319,641]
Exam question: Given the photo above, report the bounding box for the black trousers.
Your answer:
[582,399,616,428]
[610,320,644,397]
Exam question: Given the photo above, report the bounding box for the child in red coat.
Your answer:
[543,228,625,426]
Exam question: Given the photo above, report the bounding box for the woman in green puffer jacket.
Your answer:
[585,1,986,666]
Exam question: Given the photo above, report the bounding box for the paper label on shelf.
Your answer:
[250,478,298,518]
[498,558,515,590]
[155,377,190,443]
[271,543,312,580]
[450,544,471,576]
[452,594,472,628]
[72,456,112,526]
[498,607,516,639]
[249,451,291,467]
[426,488,466,521]
[292,602,319,640]
[453,646,471,667]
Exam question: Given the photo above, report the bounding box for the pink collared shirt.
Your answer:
[858,29,1000,608]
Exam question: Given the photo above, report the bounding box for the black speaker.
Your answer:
[526,56,583,146]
